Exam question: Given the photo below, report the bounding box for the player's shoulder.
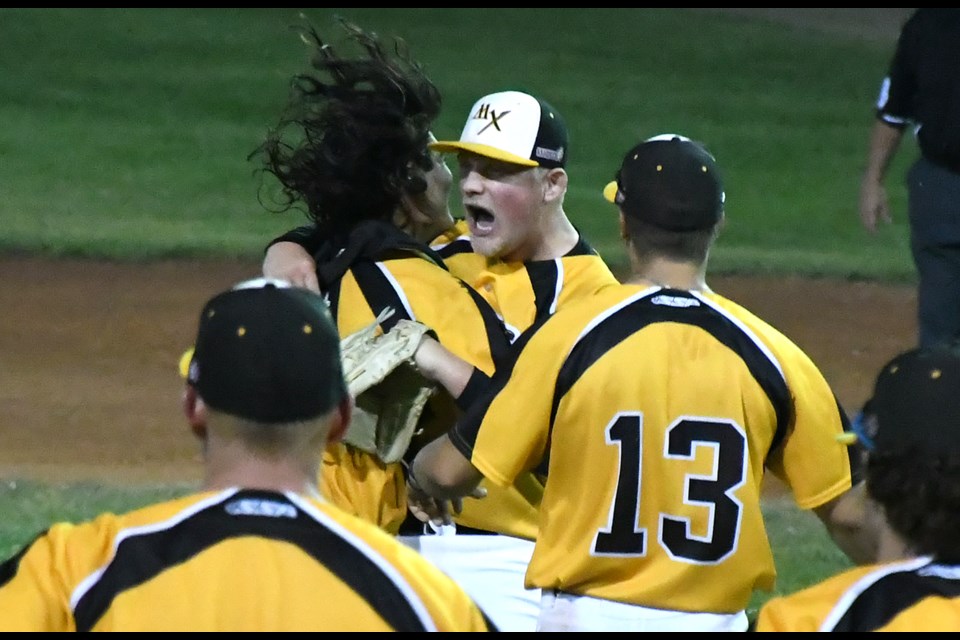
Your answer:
[532,282,644,338]
[557,251,619,284]
[313,498,443,571]
[15,492,209,573]
[429,219,470,248]
[756,560,925,632]
[704,290,808,353]
[317,501,488,612]
[84,491,208,531]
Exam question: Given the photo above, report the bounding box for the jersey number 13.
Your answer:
[593,412,746,564]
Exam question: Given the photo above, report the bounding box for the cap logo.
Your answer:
[473,103,511,135]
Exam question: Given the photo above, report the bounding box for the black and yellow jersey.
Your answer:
[755,556,960,631]
[274,219,617,540]
[318,224,512,535]
[0,488,496,631]
[449,284,855,613]
[422,220,618,538]
[431,220,619,342]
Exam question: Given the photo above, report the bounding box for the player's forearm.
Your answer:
[413,336,475,399]
[262,241,320,292]
[813,482,880,565]
[862,119,904,184]
[411,434,482,500]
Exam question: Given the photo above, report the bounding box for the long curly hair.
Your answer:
[251,16,441,237]
[867,448,960,563]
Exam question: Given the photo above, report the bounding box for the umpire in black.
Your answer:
[858,9,960,349]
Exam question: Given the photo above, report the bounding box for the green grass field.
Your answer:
[0,7,888,625]
[1,8,915,278]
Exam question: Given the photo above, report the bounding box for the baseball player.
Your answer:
[263,89,618,631]
[756,345,960,631]
[0,279,496,631]
[409,135,873,631]
[250,18,513,537]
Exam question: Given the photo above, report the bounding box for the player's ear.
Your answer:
[326,395,354,444]
[618,211,630,241]
[542,167,568,204]
[182,384,208,440]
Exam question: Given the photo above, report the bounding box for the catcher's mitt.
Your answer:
[339,308,437,464]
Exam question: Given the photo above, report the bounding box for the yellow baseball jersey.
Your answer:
[423,221,619,538]
[428,219,488,285]
[755,556,960,631]
[449,284,856,613]
[431,220,620,342]
[0,488,495,631]
[322,251,512,534]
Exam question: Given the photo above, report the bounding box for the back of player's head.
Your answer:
[603,134,724,232]
[862,345,960,455]
[181,277,347,424]
[850,344,960,562]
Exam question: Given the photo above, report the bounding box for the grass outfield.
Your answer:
[0,8,915,279]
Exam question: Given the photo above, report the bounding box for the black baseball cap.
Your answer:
[603,134,725,231]
[429,90,568,168]
[841,346,960,455]
[180,277,347,423]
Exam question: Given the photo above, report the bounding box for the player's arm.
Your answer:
[262,225,321,292]
[858,119,903,234]
[811,479,879,565]
[411,434,482,500]
[413,335,475,398]
[407,434,485,525]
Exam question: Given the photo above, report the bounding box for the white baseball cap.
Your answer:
[430,90,568,168]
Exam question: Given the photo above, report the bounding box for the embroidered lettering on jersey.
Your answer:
[651,294,701,308]
[224,498,298,519]
[474,103,510,135]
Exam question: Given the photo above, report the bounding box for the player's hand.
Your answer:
[263,241,320,293]
[407,490,456,527]
[406,474,487,526]
[858,179,893,234]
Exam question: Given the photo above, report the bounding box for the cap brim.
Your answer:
[603,180,619,204]
[429,141,538,167]
[179,346,195,380]
[835,409,874,449]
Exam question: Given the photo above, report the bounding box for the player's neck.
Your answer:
[202,446,323,499]
[626,257,709,292]
[525,209,579,261]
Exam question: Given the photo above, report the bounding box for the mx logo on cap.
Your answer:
[457,91,541,166]
[429,90,568,168]
[473,102,512,135]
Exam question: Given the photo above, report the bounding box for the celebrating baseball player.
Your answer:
[262,78,617,631]
[409,135,874,631]
[756,344,960,631]
[0,278,495,631]
[250,14,513,533]
[253,19,580,631]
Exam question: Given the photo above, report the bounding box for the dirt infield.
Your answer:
[0,256,917,486]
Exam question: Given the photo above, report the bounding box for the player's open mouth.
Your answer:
[466,205,495,235]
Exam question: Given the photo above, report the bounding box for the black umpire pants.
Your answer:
[908,156,960,349]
